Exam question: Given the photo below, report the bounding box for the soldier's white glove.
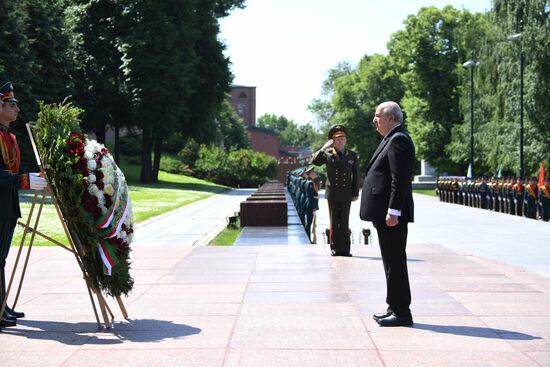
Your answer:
[321,139,334,151]
[29,173,47,190]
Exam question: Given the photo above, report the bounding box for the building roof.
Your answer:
[230,84,256,89]
[246,125,279,136]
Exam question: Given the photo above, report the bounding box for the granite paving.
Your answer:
[1,189,549,366]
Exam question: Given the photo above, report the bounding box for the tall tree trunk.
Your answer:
[95,124,106,143]
[140,127,152,183]
[114,125,120,165]
[152,137,162,183]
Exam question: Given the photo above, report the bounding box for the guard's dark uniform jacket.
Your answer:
[310,147,359,255]
[0,124,28,219]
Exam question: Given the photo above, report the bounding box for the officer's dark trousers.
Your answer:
[328,200,351,255]
[0,217,18,305]
[374,221,411,317]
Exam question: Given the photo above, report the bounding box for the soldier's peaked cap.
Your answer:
[328,125,348,139]
[0,82,18,103]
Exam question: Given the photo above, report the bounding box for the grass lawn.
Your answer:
[13,163,229,247]
[413,188,437,197]
[209,220,242,246]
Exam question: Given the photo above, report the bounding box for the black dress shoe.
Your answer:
[372,310,393,321]
[0,317,16,328]
[5,306,24,319]
[3,312,16,322]
[377,314,413,327]
[340,253,353,257]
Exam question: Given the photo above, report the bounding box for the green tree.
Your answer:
[331,54,404,165]
[216,100,249,150]
[257,113,320,148]
[67,0,130,161]
[387,6,466,173]
[120,0,244,183]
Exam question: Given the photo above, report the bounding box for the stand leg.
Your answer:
[1,191,39,317]
[116,296,129,319]
[12,190,47,309]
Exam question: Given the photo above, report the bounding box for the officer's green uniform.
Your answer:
[310,125,359,256]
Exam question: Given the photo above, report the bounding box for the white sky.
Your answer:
[219,0,493,126]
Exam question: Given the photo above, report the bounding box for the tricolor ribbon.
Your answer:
[97,240,119,276]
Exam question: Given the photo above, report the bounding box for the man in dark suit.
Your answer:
[310,125,359,256]
[360,101,415,327]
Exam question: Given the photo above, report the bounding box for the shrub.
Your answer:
[160,154,192,175]
[194,146,276,187]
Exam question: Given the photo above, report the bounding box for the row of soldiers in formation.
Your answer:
[286,167,319,243]
[436,175,550,221]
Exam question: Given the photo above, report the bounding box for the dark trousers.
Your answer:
[305,210,313,239]
[1,217,18,306]
[328,200,351,255]
[374,221,411,317]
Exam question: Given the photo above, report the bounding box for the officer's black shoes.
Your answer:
[331,251,353,257]
[5,306,24,318]
[0,317,16,328]
[372,310,393,321]
[377,314,413,327]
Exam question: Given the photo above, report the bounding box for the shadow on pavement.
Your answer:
[413,323,541,340]
[352,255,425,262]
[6,318,202,345]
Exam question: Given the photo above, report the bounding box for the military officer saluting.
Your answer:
[0,82,48,328]
[310,125,359,256]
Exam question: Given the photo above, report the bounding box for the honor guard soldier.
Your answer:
[539,177,550,221]
[479,176,489,209]
[310,125,359,256]
[492,178,500,212]
[524,177,539,219]
[0,82,47,328]
[304,166,319,243]
[514,177,525,216]
[506,177,516,215]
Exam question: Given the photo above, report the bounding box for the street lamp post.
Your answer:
[507,33,524,178]
[462,51,477,177]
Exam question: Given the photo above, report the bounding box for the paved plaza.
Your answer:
[1,189,549,366]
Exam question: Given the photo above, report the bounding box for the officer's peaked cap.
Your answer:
[328,125,348,139]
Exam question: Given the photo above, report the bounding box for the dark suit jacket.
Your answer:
[310,148,360,202]
[360,125,415,224]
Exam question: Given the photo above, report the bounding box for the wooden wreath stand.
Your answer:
[0,124,128,330]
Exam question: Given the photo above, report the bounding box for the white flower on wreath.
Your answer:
[103,170,114,185]
[88,184,99,196]
[88,173,96,184]
[87,159,97,171]
[104,184,115,196]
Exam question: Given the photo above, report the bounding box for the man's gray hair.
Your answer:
[381,102,403,123]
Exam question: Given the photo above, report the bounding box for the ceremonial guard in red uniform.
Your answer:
[0,82,47,328]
